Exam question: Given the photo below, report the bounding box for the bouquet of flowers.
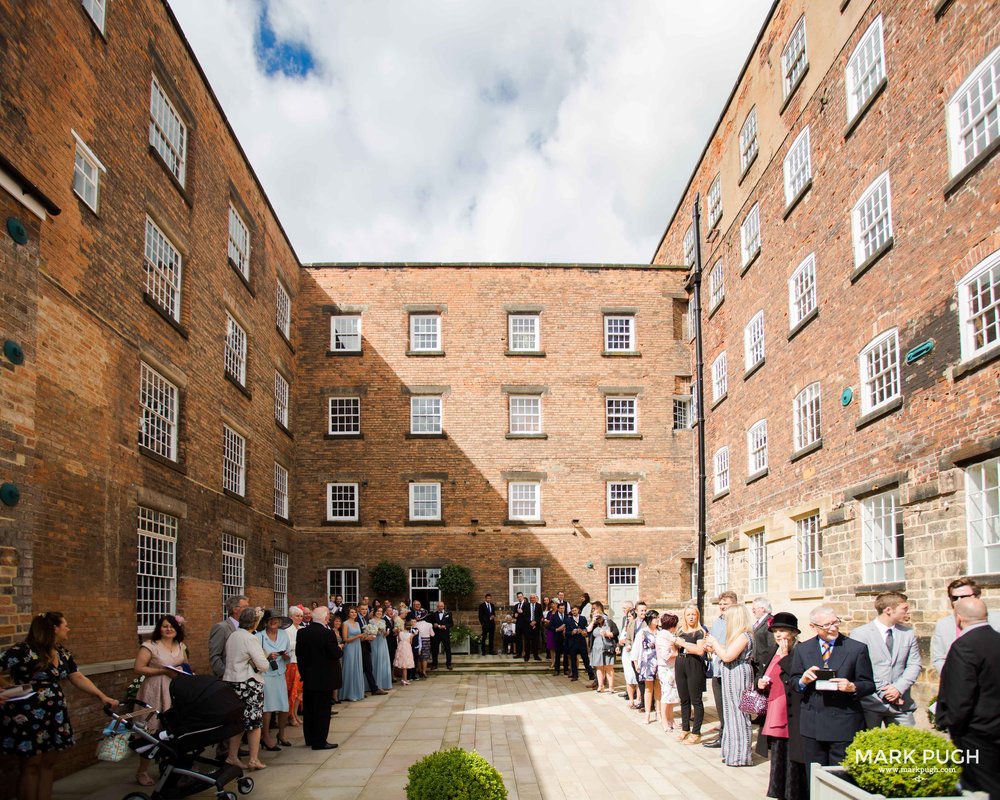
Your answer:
[362,623,380,637]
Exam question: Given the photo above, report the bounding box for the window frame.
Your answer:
[747,419,768,475]
[224,312,248,387]
[508,314,541,353]
[744,311,765,372]
[957,250,1000,362]
[603,315,636,353]
[273,550,289,613]
[136,506,177,634]
[683,225,696,267]
[221,533,246,616]
[328,568,360,606]
[409,313,442,352]
[711,352,728,403]
[605,396,638,434]
[859,329,900,415]
[783,126,812,206]
[673,396,692,430]
[965,456,1000,575]
[410,395,443,435]
[329,396,362,435]
[946,44,1000,177]
[222,424,246,497]
[713,540,729,595]
[81,0,107,33]
[330,315,362,352]
[139,362,179,462]
[508,482,542,522]
[796,512,823,590]
[143,216,183,322]
[276,280,292,340]
[793,382,822,452]
[71,133,104,212]
[149,76,187,186]
[852,171,893,267]
[606,481,639,519]
[740,203,761,268]
[713,446,730,495]
[409,482,442,522]
[327,482,360,522]
[709,260,725,310]
[508,567,541,604]
[274,371,289,428]
[740,107,759,173]
[509,395,542,434]
[274,462,289,519]
[788,253,817,329]
[781,16,808,100]
[845,15,886,122]
[861,489,904,584]
[227,204,251,280]
[707,174,722,229]
[747,531,768,595]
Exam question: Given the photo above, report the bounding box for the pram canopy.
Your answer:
[161,675,244,738]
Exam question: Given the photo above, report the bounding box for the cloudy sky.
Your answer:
[169,0,772,264]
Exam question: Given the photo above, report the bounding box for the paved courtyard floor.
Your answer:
[54,672,772,799]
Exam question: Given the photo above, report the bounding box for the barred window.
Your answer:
[410,396,442,434]
[744,311,765,372]
[81,0,106,32]
[136,507,177,633]
[709,260,725,309]
[328,568,359,605]
[149,77,186,185]
[683,225,696,267]
[409,483,441,521]
[965,456,1000,575]
[274,371,289,428]
[713,541,729,595]
[508,315,540,352]
[782,16,808,99]
[144,216,183,321]
[508,482,541,521]
[673,397,692,430]
[139,362,178,461]
[740,107,758,173]
[509,395,542,434]
[274,462,289,519]
[741,204,761,267]
[859,329,900,414]
[224,312,247,387]
[958,250,1000,361]
[327,482,359,521]
[747,419,768,475]
[607,482,638,519]
[713,447,730,495]
[947,45,1000,175]
[748,531,768,594]
[789,253,817,328]
[228,205,251,279]
[852,172,893,266]
[707,174,722,228]
[605,396,637,434]
[793,383,822,452]
[222,425,246,496]
[410,314,441,351]
[783,126,812,205]
[846,16,886,121]
[329,397,361,435]
[222,533,246,616]
[276,281,291,339]
[862,490,904,583]
[796,513,822,590]
[273,550,289,612]
[604,315,635,352]
[72,134,103,212]
[331,315,361,352]
[711,352,728,403]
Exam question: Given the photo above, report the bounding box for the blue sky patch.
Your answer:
[255,3,316,79]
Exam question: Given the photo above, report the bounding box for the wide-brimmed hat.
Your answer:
[769,612,800,634]
[258,609,293,630]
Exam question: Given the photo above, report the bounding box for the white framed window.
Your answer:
[958,250,1000,361]
[328,568,359,605]
[81,0,106,32]
[748,531,767,594]
[508,482,541,521]
[789,253,817,328]
[740,204,761,268]
[782,16,808,99]
[71,133,104,212]
[273,551,289,612]
[604,315,635,352]
[274,371,289,428]
[607,482,638,519]
[139,362,178,461]
[224,312,247,386]
[673,396,692,430]
[329,397,361,435]
[410,314,441,352]
[410,396,442,434]
[690,560,698,602]
[608,566,639,612]
[747,419,768,475]
[274,462,289,519]
[331,315,361,352]
[683,225,696,267]
[714,447,730,495]
[711,352,728,403]
[509,567,541,604]
[859,329,900,414]
[744,311,765,371]
[327,482,359,522]
[783,126,812,205]
[509,395,542,434]
[222,425,246,496]
[740,107,759,173]
[221,533,246,615]
[852,171,893,266]
[409,482,441,521]
[276,281,291,339]
[508,315,540,352]
[713,541,729,595]
[947,45,1000,176]
[796,513,822,590]
[793,383,822,452]
[709,260,725,310]
[143,216,183,321]
[707,174,722,228]
[966,456,1000,575]
[691,379,699,425]
[846,16,886,121]
[149,77,186,185]
[862,489,904,583]
[227,204,251,279]
[605,396,638,434]
[137,506,177,633]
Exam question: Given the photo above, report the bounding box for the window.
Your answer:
[227,205,251,279]
[327,482,359,522]
[852,172,893,266]
[859,329,900,414]
[713,541,729,595]
[709,260,725,309]
[683,225,696,267]
[783,127,812,205]
[144,216,183,321]
[744,311,765,371]
[273,550,289,612]
[862,490,904,583]
[789,253,817,328]
[274,371,289,428]
[748,531,767,594]
[409,483,441,521]
[673,396,692,430]
[509,395,542,434]
[410,314,441,352]
[740,204,761,268]
[793,383,822,452]
[711,352,728,403]
[508,315,540,352]
[410,396,442,434]
[846,16,886,121]
[947,45,1000,176]
[71,134,103,212]
[139,362,178,461]
[604,315,635,352]
[747,419,768,475]
[958,250,1000,361]
[508,482,541,521]
[782,16,808,99]
[707,174,722,228]
[222,425,246,496]
[136,507,177,633]
[690,559,698,602]
[149,77,187,185]
[691,379,699,425]
[509,567,541,604]
[224,312,247,387]
[276,281,291,339]
[714,447,730,494]
[966,456,1000,574]
[329,397,361,435]
[82,0,106,32]
[331,315,361,352]
[605,397,638,434]
[740,107,759,173]
[607,482,638,519]
[796,513,822,589]
[328,568,359,605]
[274,463,289,519]
[221,533,246,615]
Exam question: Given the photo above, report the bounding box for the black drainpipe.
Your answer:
[690,195,707,620]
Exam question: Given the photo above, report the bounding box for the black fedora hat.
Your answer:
[769,612,800,634]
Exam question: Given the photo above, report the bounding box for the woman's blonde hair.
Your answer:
[679,604,701,634]
[724,604,753,646]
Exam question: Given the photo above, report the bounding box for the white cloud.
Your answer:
[168,0,772,263]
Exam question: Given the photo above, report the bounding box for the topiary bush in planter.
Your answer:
[843,725,962,798]
[406,747,507,800]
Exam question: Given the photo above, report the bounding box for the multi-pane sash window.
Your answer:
[82,0,106,32]
[789,253,817,328]
[947,45,1000,176]
[328,568,359,605]
[782,16,808,98]
[410,314,441,351]
[327,482,359,521]
[966,456,1000,575]
[958,250,1000,361]
[741,204,761,267]
[410,396,442,434]
[846,16,886,121]
[509,396,542,434]
[274,371,289,428]
[606,397,637,434]
[673,397,692,430]
[740,107,758,172]
[862,490,904,583]
[136,507,177,633]
[852,172,893,266]
[409,482,441,521]
[711,352,728,403]
[707,174,722,228]
[783,127,812,205]
[227,205,251,279]
[144,216,183,321]
[604,316,635,352]
[274,462,289,519]
[222,425,246,496]
[72,135,103,212]
[331,315,361,352]
[607,482,638,518]
[683,225,696,267]
[508,482,541,521]
[709,260,725,309]
[859,329,900,414]
[793,382,822,452]
[149,77,187,185]
[276,281,291,339]
[796,513,822,589]
[744,311,765,371]
[747,419,768,475]
[509,315,540,352]
[329,397,361,434]
[273,551,289,612]
[714,541,729,595]
[714,447,730,494]
[224,313,247,386]
[509,567,541,604]
[139,362,178,461]
[748,531,767,594]
[221,533,246,615]
[609,566,638,587]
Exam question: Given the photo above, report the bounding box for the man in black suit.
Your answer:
[791,605,876,767]
[511,592,526,657]
[295,606,341,750]
[936,597,1000,799]
[357,603,386,696]
[431,601,454,670]
[478,594,496,656]
[522,594,543,661]
[565,605,595,682]
[751,597,775,672]
[550,602,568,675]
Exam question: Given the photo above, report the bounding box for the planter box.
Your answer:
[450,635,471,655]
[811,766,987,800]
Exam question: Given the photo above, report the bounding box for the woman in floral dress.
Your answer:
[637,611,661,726]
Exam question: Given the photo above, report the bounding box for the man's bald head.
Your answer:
[954,597,987,628]
[312,606,330,624]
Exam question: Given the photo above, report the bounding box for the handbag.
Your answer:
[96,732,131,762]
[738,687,769,716]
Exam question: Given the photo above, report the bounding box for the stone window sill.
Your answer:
[746,468,768,486]
[278,327,295,354]
[790,438,823,463]
[143,293,189,339]
[138,445,186,475]
[743,359,764,382]
[147,144,192,206]
[277,421,294,440]
[325,432,363,440]
[405,519,444,526]
[506,433,548,440]
[505,350,546,357]
[327,349,362,357]
[855,396,903,430]
[951,346,1000,381]
[224,371,252,400]
[782,178,813,220]
[711,393,727,411]
[740,249,760,276]
[850,237,894,283]
[406,350,445,357]
[605,433,643,440]
[604,518,645,525]
[404,432,447,440]
[707,298,724,319]
[779,65,809,116]
[602,351,641,358]
[853,581,905,596]
[737,151,758,187]
[228,257,256,298]
[223,488,251,506]
[787,307,818,341]
[945,137,1000,197]
[712,489,730,502]
[274,514,293,527]
[503,519,546,527]
[844,77,888,141]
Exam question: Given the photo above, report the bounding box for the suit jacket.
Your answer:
[513,600,528,629]
[930,611,1000,673]
[752,616,775,670]
[565,615,589,649]
[431,610,454,633]
[849,621,922,713]
[524,602,542,626]
[295,621,342,693]
[548,612,567,635]
[208,617,237,678]
[478,602,496,626]
[936,624,1000,739]
[790,634,876,742]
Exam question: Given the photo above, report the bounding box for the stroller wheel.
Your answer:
[121,794,151,800]
[237,777,254,794]
[221,793,238,800]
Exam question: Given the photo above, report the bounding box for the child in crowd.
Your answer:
[501,615,516,654]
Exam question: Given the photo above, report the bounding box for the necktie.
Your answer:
[886,628,894,654]
[821,641,831,665]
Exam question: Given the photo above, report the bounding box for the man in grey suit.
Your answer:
[850,591,922,727]
[930,577,1000,674]
[209,594,249,677]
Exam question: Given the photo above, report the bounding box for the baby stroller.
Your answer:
[106,674,254,800]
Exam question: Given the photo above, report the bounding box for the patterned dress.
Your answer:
[721,632,754,767]
[637,629,658,682]
[0,642,78,755]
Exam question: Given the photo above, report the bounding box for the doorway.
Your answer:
[409,568,441,610]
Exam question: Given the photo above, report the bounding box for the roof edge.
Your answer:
[303,262,688,270]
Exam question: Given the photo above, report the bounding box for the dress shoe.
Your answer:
[586,681,597,688]
[446,665,453,670]
[702,739,722,749]
[261,742,281,752]
[373,689,389,695]
[312,743,338,750]
[277,738,292,747]
[533,656,541,661]
[570,677,579,681]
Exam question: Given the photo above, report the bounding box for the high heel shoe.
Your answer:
[247,759,267,771]
[276,737,292,747]
[261,741,281,752]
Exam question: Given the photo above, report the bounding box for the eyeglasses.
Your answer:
[811,619,842,631]
[949,594,974,602]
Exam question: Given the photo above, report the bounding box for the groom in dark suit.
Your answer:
[431,601,454,670]
[295,606,341,750]
[522,594,542,662]
[478,594,496,656]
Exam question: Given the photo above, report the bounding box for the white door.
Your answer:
[607,566,638,620]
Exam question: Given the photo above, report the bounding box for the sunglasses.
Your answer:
[949,594,975,602]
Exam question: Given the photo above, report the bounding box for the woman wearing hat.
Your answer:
[255,610,293,751]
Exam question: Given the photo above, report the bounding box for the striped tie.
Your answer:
[821,642,831,665]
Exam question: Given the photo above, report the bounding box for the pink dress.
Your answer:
[393,629,415,669]
[135,640,188,732]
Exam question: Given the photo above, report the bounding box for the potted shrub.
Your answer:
[406,747,507,799]
[369,561,407,599]
[450,623,473,655]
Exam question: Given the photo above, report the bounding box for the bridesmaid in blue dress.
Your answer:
[370,607,393,691]
[340,607,366,701]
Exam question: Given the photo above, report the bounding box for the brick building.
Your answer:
[651,0,999,703]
